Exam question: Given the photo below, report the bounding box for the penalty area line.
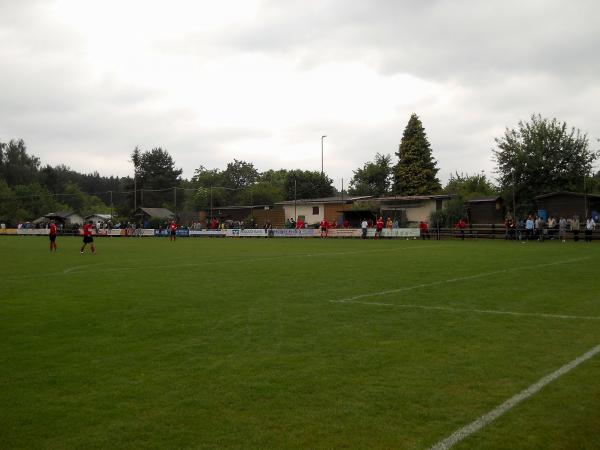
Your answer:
[333,257,590,303]
[330,299,600,321]
[429,342,600,450]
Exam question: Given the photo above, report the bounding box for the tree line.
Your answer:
[1,113,598,226]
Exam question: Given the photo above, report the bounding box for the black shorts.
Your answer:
[83,235,94,244]
[49,235,56,242]
[170,230,176,236]
[321,227,327,232]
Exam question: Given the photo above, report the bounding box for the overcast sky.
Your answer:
[1,0,599,188]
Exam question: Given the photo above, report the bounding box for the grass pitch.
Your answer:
[1,236,600,449]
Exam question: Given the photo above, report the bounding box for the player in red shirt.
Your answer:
[80,221,96,254]
[320,218,329,238]
[374,216,384,239]
[48,220,58,252]
[420,221,431,239]
[455,218,467,240]
[169,220,177,242]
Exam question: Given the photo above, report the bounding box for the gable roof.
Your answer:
[372,194,454,201]
[535,191,600,200]
[467,196,503,203]
[136,207,175,218]
[275,195,371,205]
[44,211,79,219]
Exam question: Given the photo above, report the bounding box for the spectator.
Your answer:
[361,218,368,239]
[571,215,580,242]
[525,215,534,241]
[558,216,567,242]
[585,216,595,242]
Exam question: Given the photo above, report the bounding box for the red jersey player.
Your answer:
[320,218,329,238]
[374,216,384,239]
[169,220,177,242]
[49,220,57,252]
[80,221,96,254]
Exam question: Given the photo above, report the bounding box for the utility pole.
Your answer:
[321,135,327,175]
[109,191,113,219]
[174,187,177,217]
[341,178,344,223]
[210,186,213,221]
[294,179,297,221]
[134,177,137,213]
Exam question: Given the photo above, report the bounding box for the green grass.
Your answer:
[1,236,599,449]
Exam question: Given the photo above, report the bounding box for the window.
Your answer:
[312,206,319,215]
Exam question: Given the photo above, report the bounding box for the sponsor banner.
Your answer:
[327,229,361,238]
[365,228,420,238]
[0,228,17,235]
[17,229,49,235]
[271,228,316,238]
[226,229,267,237]
[154,228,190,237]
[189,230,227,237]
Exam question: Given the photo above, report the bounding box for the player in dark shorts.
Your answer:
[320,218,329,238]
[80,221,96,254]
[374,216,384,239]
[49,220,58,252]
[169,220,177,242]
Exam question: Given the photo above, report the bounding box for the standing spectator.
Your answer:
[361,218,368,239]
[525,215,534,241]
[585,216,596,242]
[535,215,545,242]
[455,218,467,240]
[571,215,580,242]
[343,219,350,229]
[386,217,393,230]
[295,217,304,230]
[393,218,399,229]
[558,216,567,242]
[547,216,556,240]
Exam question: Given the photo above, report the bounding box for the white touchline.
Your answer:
[429,342,600,450]
[7,243,443,280]
[330,299,600,321]
[334,257,590,303]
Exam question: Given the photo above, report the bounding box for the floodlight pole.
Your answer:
[134,176,137,213]
[294,179,297,221]
[210,186,213,222]
[174,187,177,217]
[512,171,516,220]
[341,178,344,221]
[321,135,327,175]
[109,190,113,219]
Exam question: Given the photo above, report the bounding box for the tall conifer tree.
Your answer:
[393,114,441,195]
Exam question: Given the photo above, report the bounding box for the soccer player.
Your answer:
[80,221,96,254]
[49,220,58,252]
[374,216,384,239]
[169,220,177,242]
[320,218,329,238]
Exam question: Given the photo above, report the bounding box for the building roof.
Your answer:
[136,207,175,218]
[535,191,600,200]
[467,196,503,203]
[84,214,112,220]
[275,195,371,205]
[44,211,79,219]
[371,194,454,201]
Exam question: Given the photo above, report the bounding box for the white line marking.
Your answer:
[334,257,590,303]
[330,299,600,321]
[429,342,600,450]
[6,243,443,280]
